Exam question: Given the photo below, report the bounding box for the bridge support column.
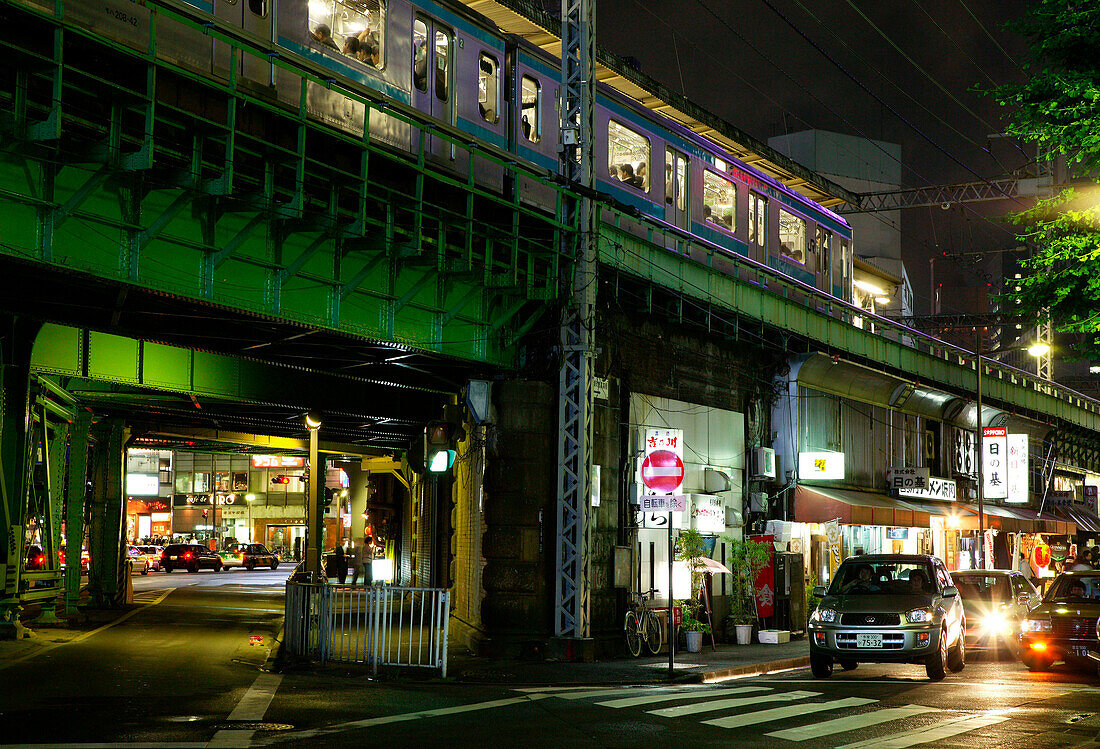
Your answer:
[86,419,127,609]
[64,413,92,615]
[0,316,42,639]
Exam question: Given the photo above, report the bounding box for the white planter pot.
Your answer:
[685,630,703,653]
[735,624,753,645]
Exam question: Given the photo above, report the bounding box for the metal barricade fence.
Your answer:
[285,581,449,676]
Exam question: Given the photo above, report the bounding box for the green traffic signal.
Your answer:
[428,449,456,472]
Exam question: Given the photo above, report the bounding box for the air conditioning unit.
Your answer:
[751,447,776,480]
[749,491,769,513]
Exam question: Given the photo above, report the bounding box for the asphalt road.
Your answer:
[3,573,1100,748]
[0,566,289,748]
[259,660,1100,749]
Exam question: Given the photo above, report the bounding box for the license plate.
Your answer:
[856,634,883,648]
[1072,646,1092,658]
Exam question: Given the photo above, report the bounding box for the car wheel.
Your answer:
[810,650,833,678]
[188,564,198,573]
[947,630,966,673]
[163,565,172,573]
[247,562,256,571]
[215,562,223,572]
[141,564,148,576]
[839,659,858,671]
[926,628,948,681]
[271,561,278,570]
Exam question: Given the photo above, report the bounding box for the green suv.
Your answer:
[808,554,966,681]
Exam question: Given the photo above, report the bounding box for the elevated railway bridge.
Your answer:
[0,0,1098,648]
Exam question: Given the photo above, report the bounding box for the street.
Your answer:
[2,573,1100,749]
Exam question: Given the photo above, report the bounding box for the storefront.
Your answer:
[126,498,171,543]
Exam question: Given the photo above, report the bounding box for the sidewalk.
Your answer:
[450,638,809,686]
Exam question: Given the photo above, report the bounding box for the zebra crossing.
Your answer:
[515,685,1009,746]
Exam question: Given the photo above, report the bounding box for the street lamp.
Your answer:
[245,493,256,543]
[304,412,322,580]
[1027,342,1051,358]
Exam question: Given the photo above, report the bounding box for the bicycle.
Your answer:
[624,588,664,657]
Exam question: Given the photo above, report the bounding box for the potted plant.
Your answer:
[721,535,771,645]
[680,605,711,653]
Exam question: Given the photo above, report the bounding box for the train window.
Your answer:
[435,28,452,102]
[779,209,807,264]
[818,227,832,273]
[310,0,387,69]
[478,53,500,124]
[248,0,267,16]
[521,75,540,143]
[607,120,649,192]
[748,193,766,248]
[702,170,735,232]
[665,149,687,210]
[413,19,428,92]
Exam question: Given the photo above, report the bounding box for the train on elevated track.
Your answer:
[25,0,854,303]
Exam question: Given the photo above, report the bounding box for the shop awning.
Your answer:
[794,486,931,528]
[1051,504,1100,534]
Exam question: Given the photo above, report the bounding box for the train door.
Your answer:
[665,148,689,230]
[412,13,455,160]
[213,0,275,86]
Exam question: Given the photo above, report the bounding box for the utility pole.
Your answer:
[975,330,986,569]
[554,0,595,644]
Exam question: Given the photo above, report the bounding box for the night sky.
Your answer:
[593,0,1035,316]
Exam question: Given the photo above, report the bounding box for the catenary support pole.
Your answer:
[553,0,596,644]
[976,330,986,569]
[305,421,322,579]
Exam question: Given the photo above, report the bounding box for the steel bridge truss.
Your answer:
[0,1,575,369]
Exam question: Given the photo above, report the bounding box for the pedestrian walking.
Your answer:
[348,542,365,586]
[334,544,348,584]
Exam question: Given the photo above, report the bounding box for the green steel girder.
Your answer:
[600,223,1100,435]
[0,1,570,368]
[29,323,444,424]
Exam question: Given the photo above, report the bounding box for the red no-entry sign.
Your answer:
[641,449,685,494]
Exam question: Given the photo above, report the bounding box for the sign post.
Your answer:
[640,428,684,676]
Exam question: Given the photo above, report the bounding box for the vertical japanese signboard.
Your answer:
[825,520,842,582]
[982,427,1008,499]
[640,428,685,496]
[1005,433,1029,504]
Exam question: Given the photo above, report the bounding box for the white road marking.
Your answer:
[275,694,553,742]
[514,686,610,693]
[767,704,937,741]
[228,673,283,721]
[835,714,1009,749]
[649,690,821,718]
[552,687,670,700]
[703,697,877,729]
[206,730,254,748]
[0,588,175,672]
[596,686,771,708]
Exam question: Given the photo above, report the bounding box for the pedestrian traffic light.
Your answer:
[424,421,458,472]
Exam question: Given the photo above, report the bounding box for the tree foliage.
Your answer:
[989,0,1100,358]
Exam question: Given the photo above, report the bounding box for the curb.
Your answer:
[695,655,810,683]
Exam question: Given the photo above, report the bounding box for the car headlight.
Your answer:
[980,611,1011,634]
[811,607,837,623]
[906,608,934,624]
[1021,618,1052,632]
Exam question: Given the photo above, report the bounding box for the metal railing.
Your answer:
[285,581,450,676]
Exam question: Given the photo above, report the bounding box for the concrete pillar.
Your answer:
[0,316,42,640]
[87,419,127,608]
[64,413,92,615]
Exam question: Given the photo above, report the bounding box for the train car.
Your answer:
[15,0,853,304]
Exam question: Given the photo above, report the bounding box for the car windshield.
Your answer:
[829,561,936,596]
[1047,575,1100,602]
[952,574,1010,602]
